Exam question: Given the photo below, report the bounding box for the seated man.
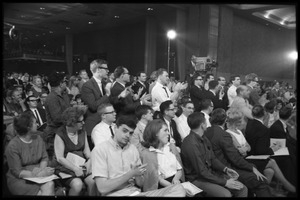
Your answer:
[205,108,271,197]
[91,115,186,197]
[181,112,248,197]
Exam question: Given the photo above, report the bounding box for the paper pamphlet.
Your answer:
[181,181,203,197]
[272,147,289,156]
[24,174,59,184]
[270,138,286,148]
[66,152,86,168]
[246,155,270,160]
[58,172,73,179]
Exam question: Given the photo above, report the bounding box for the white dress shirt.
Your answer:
[227,85,237,107]
[91,121,116,146]
[201,111,211,128]
[30,108,43,125]
[174,114,190,140]
[151,82,172,111]
[149,144,182,179]
[93,75,103,96]
[226,129,247,147]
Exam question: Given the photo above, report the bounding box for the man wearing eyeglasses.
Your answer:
[81,59,111,150]
[110,66,152,116]
[245,73,260,106]
[190,72,206,112]
[26,95,47,130]
[91,103,117,146]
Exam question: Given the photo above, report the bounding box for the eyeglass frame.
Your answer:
[103,110,116,115]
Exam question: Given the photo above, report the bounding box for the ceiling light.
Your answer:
[280,20,285,25]
[42,33,46,35]
[66,27,70,30]
[36,34,39,37]
[40,7,45,10]
[147,8,153,11]
[88,21,93,24]
[264,12,270,18]
[49,31,53,33]
[288,51,297,60]
[43,45,46,47]
[114,15,120,19]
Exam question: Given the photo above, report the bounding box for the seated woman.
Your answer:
[54,107,96,196]
[140,119,185,190]
[5,111,55,195]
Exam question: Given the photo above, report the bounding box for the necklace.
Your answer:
[18,136,32,143]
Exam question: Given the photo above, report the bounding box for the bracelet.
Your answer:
[223,167,228,173]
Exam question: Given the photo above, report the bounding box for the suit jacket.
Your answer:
[270,120,297,157]
[161,118,182,148]
[81,77,110,136]
[204,90,225,110]
[245,119,274,155]
[131,81,149,97]
[216,86,229,110]
[247,86,260,106]
[189,85,206,112]
[109,81,141,115]
[28,107,47,126]
[205,125,254,172]
[7,78,23,89]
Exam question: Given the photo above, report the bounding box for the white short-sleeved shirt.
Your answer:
[91,138,141,180]
[174,114,190,140]
[91,121,116,146]
[201,111,211,128]
[149,144,182,179]
[227,85,237,107]
[151,82,172,111]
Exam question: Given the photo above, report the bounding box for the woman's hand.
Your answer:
[74,167,84,177]
[172,178,181,184]
[36,167,55,177]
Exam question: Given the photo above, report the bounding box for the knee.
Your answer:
[70,178,83,192]
[222,190,232,197]
[174,184,186,197]
[269,158,276,165]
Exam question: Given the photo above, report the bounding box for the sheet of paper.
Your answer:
[181,181,203,197]
[270,138,286,148]
[245,155,270,160]
[58,172,73,179]
[24,174,59,184]
[66,152,86,168]
[272,147,289,156]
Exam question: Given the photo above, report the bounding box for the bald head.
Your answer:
[236,85,250,99]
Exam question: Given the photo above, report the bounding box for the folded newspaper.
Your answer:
[181,182,203,197]
[24,174,59,184]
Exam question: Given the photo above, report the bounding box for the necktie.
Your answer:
[98,82,103,96]
[163,87,169,98]
[109,125,114,138]
[34,109,41,126]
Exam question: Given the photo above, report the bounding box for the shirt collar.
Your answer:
[209,90,216,96]
[254,118,264,125]
[279,119,287,130]
[93,76,102,84]
[108,137,130,150]
[190,130,204,142]
[156,82,165,88]
[138,80,145,87]
[149,143,170,154]
[117,81,126,88]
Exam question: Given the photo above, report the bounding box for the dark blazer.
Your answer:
[109,81,141,116]
[81,77,110,136]
[7,78,23,89]
[245,119,274,155]
[131,81,149,97]
[205,125,254,172]
[161,118,182,148]
[28,107,47,125]
[204,90,225,110]
[270,120,297,157]
[247,86,260,106]
[216,86,229,110]
[189,85,206,112]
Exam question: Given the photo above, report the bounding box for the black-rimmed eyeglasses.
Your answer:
[104,111,116,114]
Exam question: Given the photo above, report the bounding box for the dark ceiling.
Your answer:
[3,3,296,45]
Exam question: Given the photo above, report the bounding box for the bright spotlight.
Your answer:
[167,30,177,39]
[289,51,298,60]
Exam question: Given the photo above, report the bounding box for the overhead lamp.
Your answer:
[147,7,153,11]
[66,27,70,30]
[166,30,177,74]
[114,15,120,18]
[88,21,93,24]
[288,51,298,60]
[40,7,45,10]
[49,31,53,33]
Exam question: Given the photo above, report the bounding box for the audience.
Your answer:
[227,75,241,107]
[205,80,225,110]
[78,69,90,92]
[181,112,248,197]
[54,107,96,196]
[25,95,47,131]
[200,98,214,128]
[204,73,214,91]
[91,115,186,197]
[189,72,205,112]
[131,71,149,97]
[5,111,55,195]
[174,100,194,140]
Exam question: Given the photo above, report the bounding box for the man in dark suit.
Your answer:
[26,95,47,129]
[81,59,110,149]
[205,108,271,197]
[245,73,260,106]
[204,80,225,110]
[7,71,23,90]
[217,76,229,110]
[131,71,149,98]
[109,66,151,116]
[189,72,206,112]
[159,100,182,148]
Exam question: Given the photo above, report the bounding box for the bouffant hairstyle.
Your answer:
[13,111,35,136]
[62,107,85,127]
[226,108,243,127]
[142,119,167,149]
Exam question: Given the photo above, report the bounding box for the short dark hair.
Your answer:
[13,111,35,136]
[230,75,240,83]
[115,115,137,130]
[264,99,276,112]
[201,99,212,110]
[210,108,227,125]
[90,59,108,73]
[252,105,265,118]
[208,80,219,90]
[135,105,152,120]
[279,106,292,120]
[48,72,65,87]
[205,73,214,81]
[142,119,167,149]
[187,112,206,130]
[159,100,173,115]
[114,66,126,79]
[157,68,167,77]
[191,72,203,85]
[137,71,145,77]
[97,103,114,119]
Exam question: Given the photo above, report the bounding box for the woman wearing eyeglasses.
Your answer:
[54,107,96,196]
